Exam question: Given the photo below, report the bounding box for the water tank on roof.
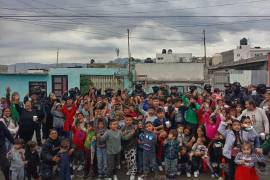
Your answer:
[240,38,248,46]
[162,49,167,54]
[168,49,173,54]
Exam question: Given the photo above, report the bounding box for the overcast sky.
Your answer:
[1,0,270,64]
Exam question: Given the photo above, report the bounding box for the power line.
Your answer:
[1,0,267,17]
[1,15,270,18]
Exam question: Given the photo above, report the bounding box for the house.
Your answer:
[0,67,130,98]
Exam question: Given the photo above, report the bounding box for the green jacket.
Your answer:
[181,95,200,124]
[11,103,20,123]
[84,130,96,149]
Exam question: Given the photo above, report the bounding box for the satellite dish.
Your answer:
[90,59,95,64]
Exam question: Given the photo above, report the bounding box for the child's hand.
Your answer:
[239,160,245,164]
[256,148,263,155]
[68,148,74,156]
[52,156,60,162]
[168,134,173,139]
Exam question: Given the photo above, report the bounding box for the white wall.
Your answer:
[135,63,204,82]
[230,70,252,86]
[233,45,251,61]
[156,53,192,63]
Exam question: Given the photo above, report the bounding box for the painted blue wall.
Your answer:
[48,68,130,92]
[0,67,130,97]
[0,74,49,97]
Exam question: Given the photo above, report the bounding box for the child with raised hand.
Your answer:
[8,138,27,180]
[58,138,73,180]
[190,137,208,178]
[72,112,87,172]
[83,121,96,178]
[96,118,107,179]
[97,119,135,180]
[163,129,179,179]
[234,143,264,180]
[138,121,157,180]
[177,146,192,178]
[218,116,260,180]
[121,115,138,180]
[208,133,225,178]
[25,141,40,180]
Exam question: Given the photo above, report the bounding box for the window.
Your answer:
[157,57,164,60]
[29,81,47,96]
[52,75,68,97]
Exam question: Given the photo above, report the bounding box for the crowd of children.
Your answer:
[0,83,269,180]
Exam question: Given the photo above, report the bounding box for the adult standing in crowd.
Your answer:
[17,100,36,143]
[40,129,61,180]
[43,93,57,139]
[239,100,269,138]
[0,120,14,180]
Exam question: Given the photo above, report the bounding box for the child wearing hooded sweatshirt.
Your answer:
[98,119,135,180]
[96,118,107,178]
[138,121,157,180]
[218,116,260,180]
[51,102,65,137]
[72,112,86,172]
[8,139,26,180]
[83,121,96,178]
[163,129,179,178]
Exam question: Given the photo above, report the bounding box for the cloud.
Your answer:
[1,0,270,64]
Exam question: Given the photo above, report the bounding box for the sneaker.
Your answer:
[126,171,131,176]
[177,172,181,176]
[73,165,77,170]
[194,171,199,178]
[113,174,118,180]
[130,175,135,180]
[158,166,163,172]
[138,175,144,180]
[77,165,83,171]
[211,173,215,178]
[70,175,74,179]
[186,172,191,178]
[218,177,223,180]
[214,173,219,178]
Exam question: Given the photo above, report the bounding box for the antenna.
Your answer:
[115,48,120,58]
[56,48,59,67]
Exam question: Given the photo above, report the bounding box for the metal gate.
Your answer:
[210,70,230,91]
[80,75,124,94]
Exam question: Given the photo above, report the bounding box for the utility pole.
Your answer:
[203,30,207,81]
[127,29,132,81]
[56,48,59,67]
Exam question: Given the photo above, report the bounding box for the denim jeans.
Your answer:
[164,158,178,175]
[143,151,156,175]
[96,147,107,176]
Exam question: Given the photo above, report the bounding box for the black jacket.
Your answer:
[0,121,14,149]
[41,138,61,166]
[25,149,40,167]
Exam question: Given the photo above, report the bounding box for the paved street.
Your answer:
[1,159,270,180]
